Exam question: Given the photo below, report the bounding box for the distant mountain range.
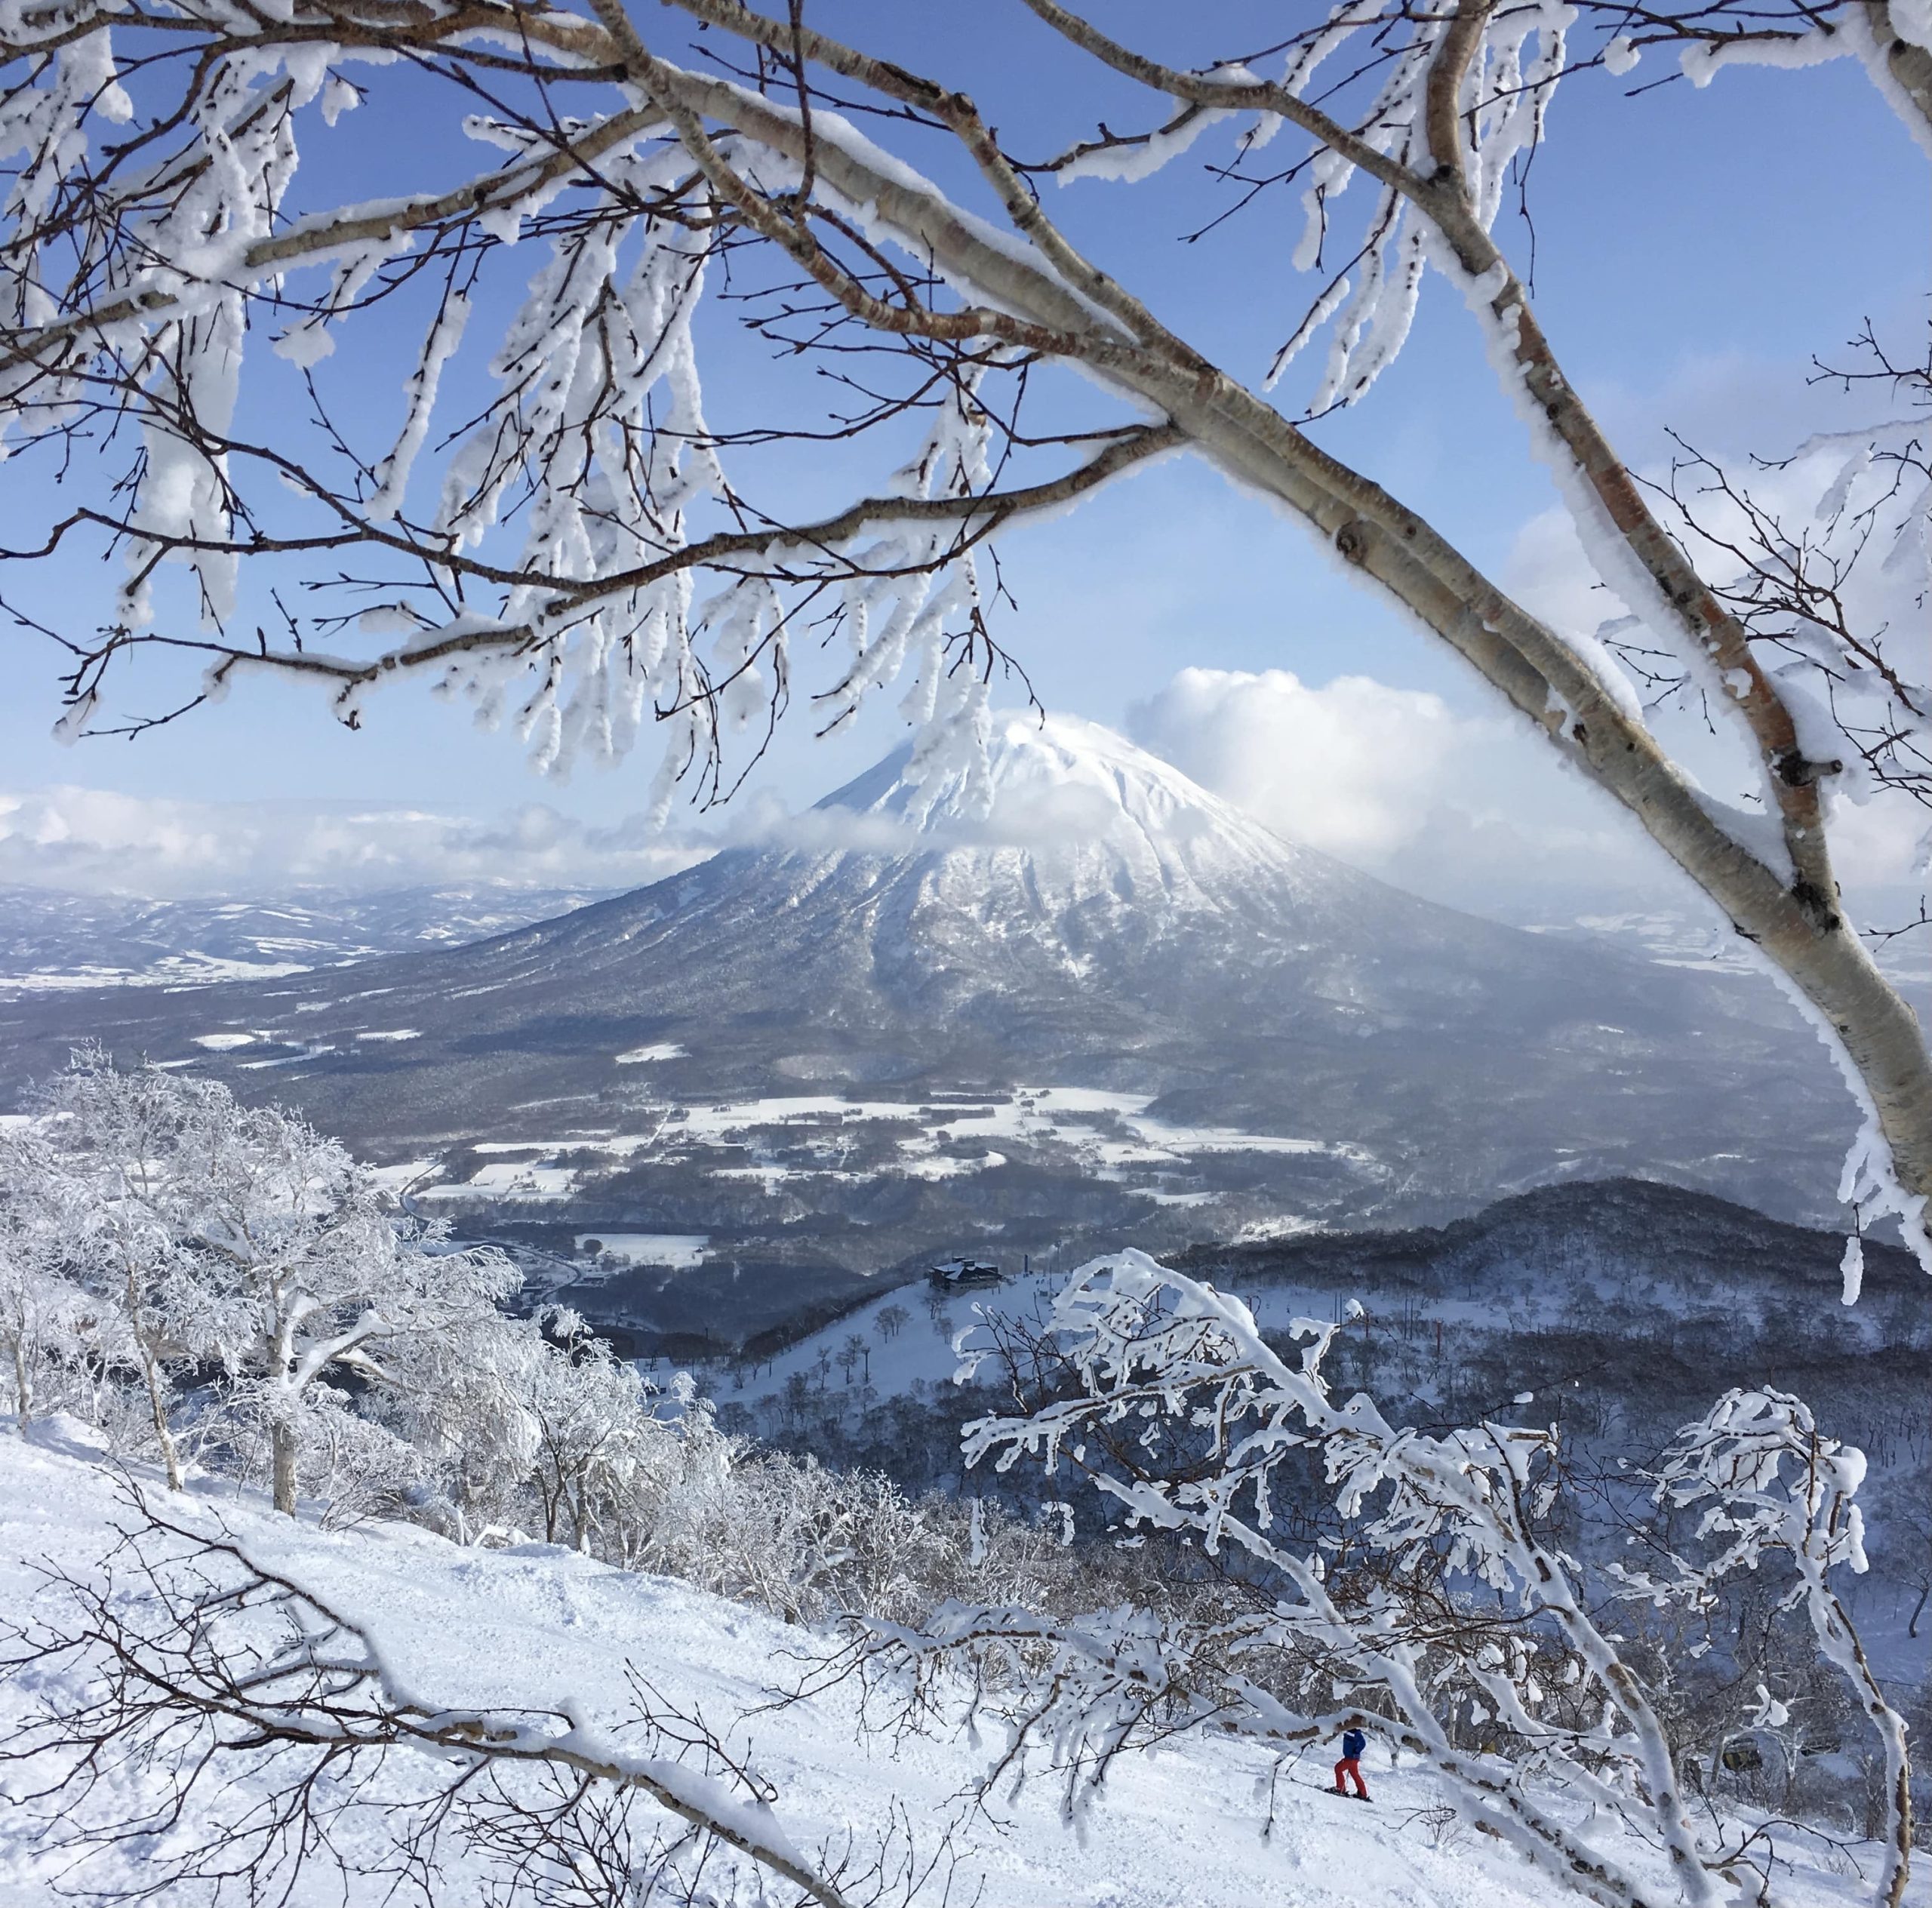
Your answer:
[0,883,618,994]
[686,1174,1928,1670]
[0,716,1858,1288]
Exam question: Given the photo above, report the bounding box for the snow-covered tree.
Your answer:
[3,1048,521,1513]
[368,1305,553,1544]
[17,1049,222,1488]
[506,1307,683,1552]
[0,1126,126,1430]
[162,1083,522,1513]
[0,3,1927,1248]
[854,1250,1914,1908]
[1614,1389,1914,1908]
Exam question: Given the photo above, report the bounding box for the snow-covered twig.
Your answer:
[847,1251,1765,1906]
[0,1486,878,1907]
[1614,1389,1914,1908]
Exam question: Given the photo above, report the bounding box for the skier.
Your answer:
[1333,1725,1370,1800]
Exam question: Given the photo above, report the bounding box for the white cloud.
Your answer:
[1130,654,1927,939]
[0,786,715,897]
[0,744,1203,898]
[1126,666,1673,916]
[1502,431,1930,909]
[1129,669,1470,863]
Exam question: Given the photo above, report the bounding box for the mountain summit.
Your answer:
[813,711,1348,916]
[0,715,1846,1238]
[736,711,1404,1017]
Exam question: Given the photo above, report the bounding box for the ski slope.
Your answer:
[0,1423,1911,1908]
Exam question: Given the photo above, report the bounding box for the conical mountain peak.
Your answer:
[820,711,1260,842]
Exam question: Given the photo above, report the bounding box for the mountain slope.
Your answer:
[0,1424,1897,1908]
[0,714,1849,1232]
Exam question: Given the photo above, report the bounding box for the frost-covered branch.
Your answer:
[3,0,1930,1241]
[1014,0,1903,928]
[60,417,1182,742]
[1614,1389,1914,1908]
[1623,327,1931,842]
[0,1491,875,1908]
[851,1250,1783,1908]
[864,1253,1916,1906]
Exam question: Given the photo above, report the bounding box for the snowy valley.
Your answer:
[1,1054,1924,1908]
[0,881,619,994]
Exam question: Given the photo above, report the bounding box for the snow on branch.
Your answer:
[1009,1,1931,928]
[0,1487,906,1908]
[1613,1388,1914,1908]
[0,9,1166,804]
[843,1250,1916,1907]
[0,1045,531,1513]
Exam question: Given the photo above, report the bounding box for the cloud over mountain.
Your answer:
[1124,666,1665,916]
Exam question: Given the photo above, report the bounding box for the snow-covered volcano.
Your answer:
[0,714,1850,1237]
[791,710,1383,949]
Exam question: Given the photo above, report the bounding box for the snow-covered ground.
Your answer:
[716,1273,1057,1408]
[2,1423,1908,1908]
[709,1263,1612,1418]
[577,1231,712,1271]
[416,1084,1374,1208]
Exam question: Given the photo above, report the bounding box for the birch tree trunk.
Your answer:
[123,1269,184,1494]
[271,1416,299,1517]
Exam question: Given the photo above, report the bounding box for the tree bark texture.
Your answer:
[272,1417,298,1517]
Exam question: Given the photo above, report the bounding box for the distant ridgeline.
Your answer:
[695,1178,1927,1645]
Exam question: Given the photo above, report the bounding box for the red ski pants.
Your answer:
[1334,1756,1368,1797]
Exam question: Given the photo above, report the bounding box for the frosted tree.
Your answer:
[0,1126,113,1429]
[1612,1389,1914,1908]
[0,1,1927,1248]
[368,1304,554,1544]
[164,1079,523,1514]
[849,1249,1915,1908]
[17,1048,220,1488]
[509,1306,683,1551]
[7,1048,521,1512]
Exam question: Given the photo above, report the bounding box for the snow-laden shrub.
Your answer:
[0,1055,1083,1644]
[845,1248,1918,1908]
[0,1048,519,1510]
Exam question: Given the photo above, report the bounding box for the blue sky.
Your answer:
[0,7,1921,911]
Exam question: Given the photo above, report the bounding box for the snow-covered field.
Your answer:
[417,1084,1375,1208]
[577,1231,712,1271]
[0,1423,1912,1908]
[0,885,619,999]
